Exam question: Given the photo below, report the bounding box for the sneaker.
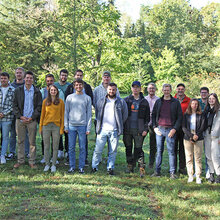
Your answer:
[50,159,59,165]
[85,159,89,167]
[151,172,161,177]
[170,173,178,179]
[91,168,97,173]
[51,165,56,173]
[215,175,220,183]
[6,153,15,160]
[68,167,75,173]
[107,168,114,176]
[40,157,45,164]
[187,176,194,183]
[196,177,202,184]
[44,165,50,172]
[1,156,6,164]
[140,167,145,178]
[208,173,215,183]
[57,150,64,159]
[79,168,85,174]
[26,153,30,158]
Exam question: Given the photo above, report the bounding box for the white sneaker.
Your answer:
[187,176,194,183]
[51,165,56,173]
[50,159,59,165]
[196,177,202,184]
[40,157,45,164]
[1,156,6,164]
[43,165,50,172]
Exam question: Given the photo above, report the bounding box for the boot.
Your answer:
[139,163,146,178]
[208,173,215,183]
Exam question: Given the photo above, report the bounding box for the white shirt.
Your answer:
[1,86,9,104]
[190,113,196,130]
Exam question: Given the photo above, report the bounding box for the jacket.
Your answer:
[13,85,42,121]
[182,113,206,141]
[174,94,191,115]
[152,95,183,131]
[123,93,150,134]
[95,96,128,136]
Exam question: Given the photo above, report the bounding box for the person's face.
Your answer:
[200,89,209,100]
[74,82,83,92]
[208,95,216,106]
[107,86,117,98]
[176,86,185,96]
[50,86,58,96]
[131,85,141,96]
[15,69,24,80]
[75,71,83,79]
[60,72,68,83]
[162,86,172,96]
[147,85,156,96]
[0,76,9,87]
[191,100,198,112]
[24,74,34,86]
[46,77,54,87]
[102,75,111,84]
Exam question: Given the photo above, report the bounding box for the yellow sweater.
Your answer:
[39,99,65,135]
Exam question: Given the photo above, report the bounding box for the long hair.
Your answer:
[185,98,202,115]
[205,93,220,114]
[46,85,60,106]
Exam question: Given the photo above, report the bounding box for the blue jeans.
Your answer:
[92,129,119,170]
[155,126,176,174]
[68,126,86,169]
[0,121,12,156]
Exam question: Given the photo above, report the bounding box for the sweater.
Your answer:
[39,99,65,135]
[174,94,191,115]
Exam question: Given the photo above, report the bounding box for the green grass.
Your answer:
[0,121,220,219]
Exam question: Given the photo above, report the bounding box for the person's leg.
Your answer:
[9,118,16,155]
[51,124,60,167]
[0,121,12,157]
[85,135,88,163]
[194,140,203,178]
[179,129,186,172]
[149,126,157,167]
[210,138,220,176]
[123,133,134,165]
[25,130,30,155]
[184,139,194,178]
[77,126,87,170]
[42,125,52,166]
[68,128,77,169]
[204,134,215,174]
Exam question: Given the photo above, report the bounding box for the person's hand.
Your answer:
[193,134,198,142]
[0,113,4,118]
[154,127,162,136]
[20,116,29,123]
[168,129,176,138]
[142,131,147,136]
[86,131,90,135]
[64,130,68,134]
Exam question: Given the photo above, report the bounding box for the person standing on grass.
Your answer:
[123,81,150,177]
[204,93,220,184]
[13,71,42,169]
[64,78,92,174]
[152,84,182,179]
[174,83,191,175]
[182,99,206,184]
[39,85,64,173]
[0,72,15,164]
[65,69,93,166]
[54,69,71,160]
[145,83,159,169]
[92,83,128,175]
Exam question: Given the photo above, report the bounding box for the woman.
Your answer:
[204,93,220,183]
[39,85,64,173]
[182,99,206,184]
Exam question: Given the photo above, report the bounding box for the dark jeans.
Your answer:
[148,125,157,166]
[174,128,186,171]
[123,128,145,166]
[58,132,68,153]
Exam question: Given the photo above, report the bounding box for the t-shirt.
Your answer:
[190,113,196,130]
[130,98,141,129]
[54,82,71,94]
[158,100,172,127]
[1,86,9,104]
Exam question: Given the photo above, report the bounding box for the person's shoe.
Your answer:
[187,176,194,183]
[125,164,134,173]
[43,165,50,172]
[57,150,64,159]
[26,153,30,159]
[14,163,24,168]
[68,167,75,173]
[215,175,220,183]
[1,155,6,164]
[51,165,56,173]
[208,173,215,183]
[50,159,59,165]
[40,157,45,164]
[196,177,202,184]
[179,168,187,175]
[170,173,178,179]
[91,168,97,173]
[85,159,89,167]
[6,153,15,160]
[64,161,69,166]
[29,164,37,169]
[140,167,145,178]
[107,168,114,176]
[151,172,161,177]
[79,168,85,174]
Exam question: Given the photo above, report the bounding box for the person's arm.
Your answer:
[39,100,46,134]
[143,100,150,132]
[173,101,183,131]
[13,88,22,119]
[59,99,65,135]
[121,99,128,123]
[182,114,193,139]
[86,97,92,134]
[31,89,42,121]
[64,97,70,132]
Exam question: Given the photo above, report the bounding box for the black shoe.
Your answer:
[208,173,215,183]
[79,168,85,174]
[215,175,220,183]
[107,168,114,176]
[85,159,89,167]
[6,153,16,160]
[91,168,97,173]
[151,172,161,177]
[179,168,187,175]
[170,173,178,179]
[68,167,75,173]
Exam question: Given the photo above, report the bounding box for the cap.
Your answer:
[103,71,111,77]
[132,81,141,87]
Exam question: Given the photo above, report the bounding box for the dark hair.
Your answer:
[73,78,84,86]
[0,72,10,78]
[75,69,83,75]
[108,82,117,88]
[185,98,202,115]
[200,87,209,93]
[46,85,60,106]
[60,69,68,75]
[205,93,220,114]
[177,83,185,88]
[24,71,34,78]
[45,73,54,79]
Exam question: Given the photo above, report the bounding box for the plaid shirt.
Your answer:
[0,86,15,121]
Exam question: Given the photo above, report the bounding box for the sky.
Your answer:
[115,0,220,22]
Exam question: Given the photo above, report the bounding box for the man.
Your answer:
[54,69,71,159]
[145,83,159,168]
[198,87,209,111]
[9,67,29,159]
[152,84,182,179]
[174,83,190,174]
[65,69,93,165]
[123,81,150,177]
[0,72,15,164]
[13,71,42,168]
[64,78,92,174]
[92,83,128,175]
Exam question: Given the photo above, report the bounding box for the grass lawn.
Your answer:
[0,120,220,219]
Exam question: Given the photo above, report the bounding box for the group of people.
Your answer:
[0,67,219,184]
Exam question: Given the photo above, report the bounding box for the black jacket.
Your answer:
[13,85,42,121]
[124,93,150,134]
[65,81,93,104]
[182,113,206,141]
[152,95,182,130]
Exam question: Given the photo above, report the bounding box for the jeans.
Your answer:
[155,126,176,174]
[92,129,119,170]
[0,121,12,156]
[68,126,86,169]
[148,125,157,166]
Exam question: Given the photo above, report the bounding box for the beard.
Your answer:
[108,94,116,99]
